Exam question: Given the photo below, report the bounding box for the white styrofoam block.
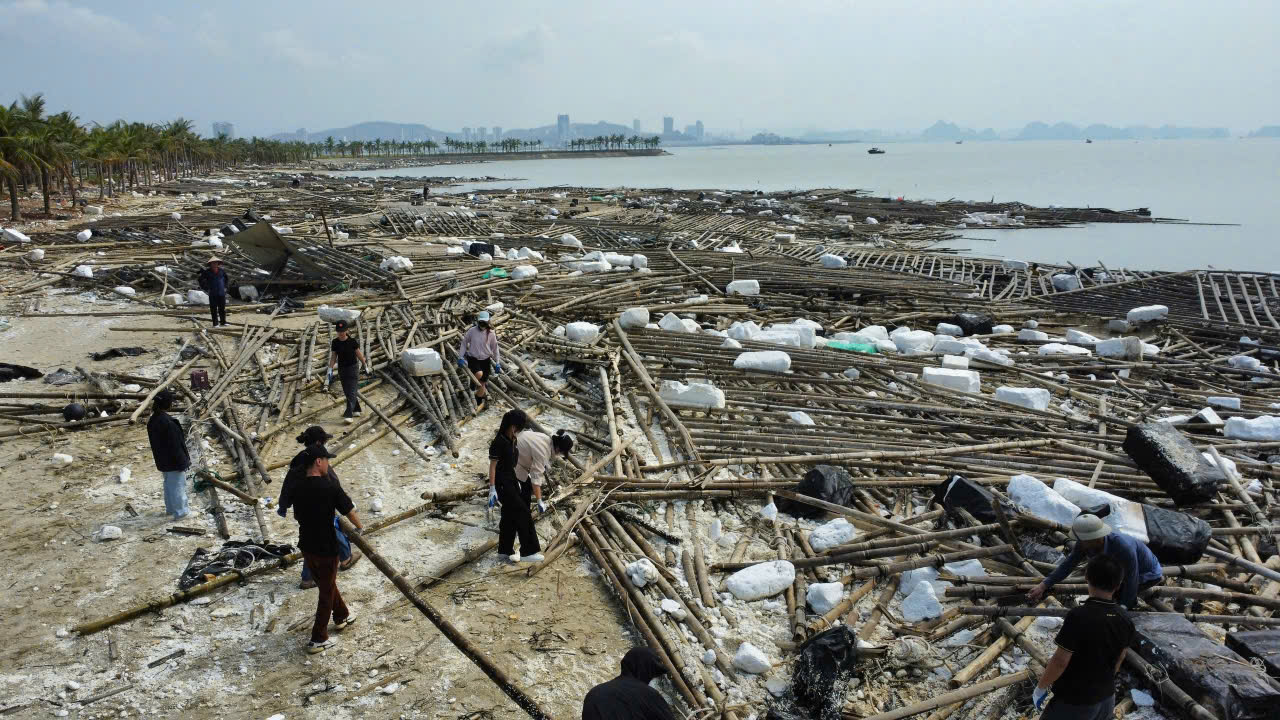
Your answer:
[511,264,538,280]
[603,252,633,267]
[631,254,648,269]
[659,312,694,333]
[1038,343,1092,356]
[1018,329,1049,341]
[991,324,1014,334]
[972,348,1013,366]
[161,293,183,306]
[1224,416,1280,441]
[239,285,259,301]
[922,367,980,393]
[1127,305,1169,324]
[559,233,581,247]
[679,318,700,333]
[625,559,658,588]
[899,567,938,597]
[186,289,209,305]
[112,286,136,297]
[516,247,544,261]
[720,337,741,349]
[733,642,773,674]
[619,307,650,329]
[318,305,361,324]
[727,279,760,296]
[874,338,898,353]
[1065,329,1100,343]
[3,227,31,243]
[941,355,970,369]
[734,351,791,373]
[400,347,443,376]
[27,248,45,261]
[1207,396,1241,410]
[944,559,986,578]
[660,598,686,621]
[849,325,888,341]
[788,411,815,426]
[936,323,963,337]
[565,322,600,344]
[996,386,1051,411]
[1096,337,1143,360]
[1054,477,1148,542]
[806,582,845,615]
[901,582,942,622]
[894,330,936,355]
[808,518,855,552]
[72,264,94,278]
[819,253,847,269]
[726,560,796,601]
[755,327,814,349]
[1009,474,1080,526]
[379,255,414,272]
[775,232,796,243]
[575,260,611,273]
[1228,355,1262,371]
[864,216,878,225]
[76,229,92,241]
[727,321,761,341]
[96,525,123,541]
[1051,273,1081,291]
[84,204,103,216]
[51,453,74,466]
[659,380,725,410]
[932,336,982,357]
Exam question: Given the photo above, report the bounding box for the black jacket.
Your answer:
[582,648,674,720]
[147,411,190,472]
[197,267,229,296]
[277,445,340,517]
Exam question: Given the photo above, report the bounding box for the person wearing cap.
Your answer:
[459,310,502,410]
[289,443,363,654]
[146,390,190,520]
[1028,513,1163,610]
[278,426,360,589]
[582,647,675,720]
[516,428,574,514]
[197,257,230,327]
[328,320,369,422]
[1032,554,1135,719]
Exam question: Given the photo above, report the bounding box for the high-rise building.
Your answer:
[212,121,235,139]
[663,116,674,135]
[477,127,488,141]
[633,118,641,133]
[557,114,570,142]
[493,126,502,140]
[296,128,307,141]
[695,120,704,140]
[462,127,472,141]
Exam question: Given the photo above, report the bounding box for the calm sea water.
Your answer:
[349,140,1280,272]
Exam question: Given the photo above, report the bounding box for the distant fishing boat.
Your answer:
[1085,138,1093,143]
[955,140,963,144]
[867,147,885,155]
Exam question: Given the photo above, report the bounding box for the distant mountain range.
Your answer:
[269,120,638,143]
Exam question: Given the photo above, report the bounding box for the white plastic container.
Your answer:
[400,348,443,376]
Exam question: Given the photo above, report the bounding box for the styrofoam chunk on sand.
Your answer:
[318,305,361,324]
[973,348,1013,366]
[401,348,443,376]
[941,355,970,369]
[1039,343,1091,356]
[186,289,209,305]
[660,598,686,621]
[819,253,847,269]
[808,518,855,552]
[996,386,1050,411]
[1224,416,1280,441]
[1207,396,1241,410]
[788,410,815,426]
[901,582,942,622]
[2,227,31,243]
[899,567,939,596]
[732,642,773,674]
[1065,329,1100,343]
[625,559,658,588]
[658,312,694,333]
[936,323,963,337]
[558,233,581,247]
[72,264,93,279]
[96,525,123,541]
[726,560,796,601]
[735,351,791,373]
[511,265,538,280]
[1017,329,1049,341]
[161,293,183,306]
[806,582,844,615]
[1096,337,1144,360]
[659,380,725,410]
[112,286,136,297]
[1127,305,1169,324]
[727,320,760,341]
[894,330,936,355]
[51,453,74,466]
[1054,477,1148,542]
[27,248,45,261]
[1009,474,1080,526]
[720,337,742,350]
[565,322,600,343]
[76,229,92,241]
[923,367,980,393]
[991,324,1014,335]
[726,279,760,296]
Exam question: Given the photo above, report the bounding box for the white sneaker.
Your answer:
[344,417,354,424]
[306,639,334,654]
[518,553,545,563]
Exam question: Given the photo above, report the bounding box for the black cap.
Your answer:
[335,320,349,332]
[297,425,333,445]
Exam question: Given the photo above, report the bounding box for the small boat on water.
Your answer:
[955,140,963,144]
[1085,138,1093,143]
[867,147,885,154]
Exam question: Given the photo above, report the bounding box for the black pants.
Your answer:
[338,364,361,416]
[497,477,540,557]
[209,294,227,326]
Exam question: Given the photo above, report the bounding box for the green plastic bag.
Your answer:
[482,268,509,279]
[826,340,877,354]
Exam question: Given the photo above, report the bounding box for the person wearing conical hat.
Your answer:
[197,256,231,327]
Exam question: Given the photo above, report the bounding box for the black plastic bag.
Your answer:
[1019,539,1065,565]
[1132,613,1280,720]
[90,346,147,361]
[934,474,1010,525]
[467,242,496,258]
[792,626,860,720]
[1142,504,1211,564]
[776,465,855,520]
[0,362,42,383]
[952,312,993,336]
[179,540,295,590]
[1226,631,1280,678]
[1123,423,1224,505]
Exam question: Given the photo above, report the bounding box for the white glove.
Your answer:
[488,486,500,508]
[1032,687,1048,710]
[537,500,548,513]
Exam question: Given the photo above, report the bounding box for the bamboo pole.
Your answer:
[846,669,1034,720]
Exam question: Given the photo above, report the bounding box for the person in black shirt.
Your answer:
[278,426,359,589]
[489,409,543,563]
[290,444,364,654]
[146,390,190,519]
[197,257,230,327]
[582,647,675,720]
[1034,554,1135,719]
[328,320,368,422]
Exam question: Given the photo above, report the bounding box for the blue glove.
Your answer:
[488,486,500,508]
[493,363,503,374]
[457,356,467,368]
[326,367,333,385]
[1032,687,1048,710]
[537,500,547,513]
[276,506,287,518]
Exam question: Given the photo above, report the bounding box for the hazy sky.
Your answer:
[3,0,1277,137]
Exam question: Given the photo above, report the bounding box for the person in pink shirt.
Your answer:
[458,311,501,410]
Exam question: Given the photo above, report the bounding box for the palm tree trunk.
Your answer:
[7,178,20,221]
[40,167,51,214]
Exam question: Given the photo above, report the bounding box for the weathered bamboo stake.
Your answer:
[856,576,900,642]
[336,517,554,720]
[844,669,1034,720]
[714,541,939,573]
[613,320,702,470]
[355,390,434,463]
[1202,546,1280,583]
[949,613,1037,687]
[206,486,230,539]
[129,355,201,423]
[693,543,717,609]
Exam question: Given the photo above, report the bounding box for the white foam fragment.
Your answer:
[1229,355,1262,371]
[901,582,942,622]
[1207,396,1241,410]
[3,227,32,243]
[936,323,963,337]
[659,380,725,410]
[400,348,442,376]
[726,560,795,601]
[1009,474,1080,526]
[819,253,847,269]
[112,286,136,297]
[1018,329,1049,341]
[734,351,791,373]
[76,229,92,241]
[944,559,986,578]
[726,279,760,296]
[1065,329,1100,343]
[922,367,980,393]
[899,567,938,597]
[565,322,600,344]
[318,305,361,324]
[186,289,209,305]
[991,324,1014,334]
[788,411,815,426]
[806,582,845,615]
[996,386,1051,411]
[659,312,695,333]
[660,598,687,621]
[1096,337,1144,360]
[96,525,123,541]
[808,518,855,552]
[1038,343,1092,356]
[941,355,970,369]
[625,559,658,588]
[972,349,1013,367]
[72,264,94,278]
[1051,273,1081,291]
[1224,416,1280,441]
[732,642,773,674]
[1054,477,1148,542]
[893,330,936,355]
[511,264,538,280]
[720,337,742,350]
[1127,305,1169,324]
[727,320,761,341]
[619,307,649,329]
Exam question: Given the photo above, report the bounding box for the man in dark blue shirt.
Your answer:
[197,257,230,327]
[1028,514,1163,609]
